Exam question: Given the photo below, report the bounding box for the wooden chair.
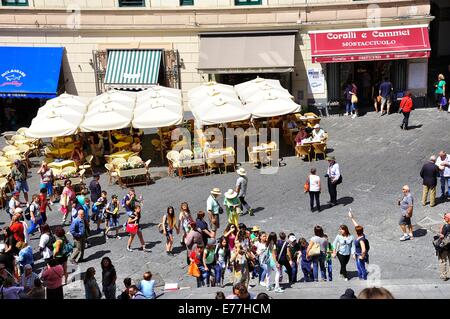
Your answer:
[79,154,94,176]
[304,112,318,118]
[247,146,259,166]
[104,163,118,185]
[166,150,180,177]
[295,145,312,161]
[312,142,327,161]
[223,147,236,173]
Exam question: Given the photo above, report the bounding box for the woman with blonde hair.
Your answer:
[178,202,193,245]
[162,206,179,255]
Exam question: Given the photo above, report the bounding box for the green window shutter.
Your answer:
[180,0,194,5]
[118,0,145,7]
[2,0,29,6]
[235,0,262,5]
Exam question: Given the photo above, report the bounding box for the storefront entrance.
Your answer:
[0,98,42,132]
[215,72,291,92]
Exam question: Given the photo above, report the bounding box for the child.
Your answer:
[137,271,156,299]
[324,234,333,282]
[105,195,120,239]
[92,191,107,232]
[28,194,43,235]
[38,188,51,225]
[298,238,313,282]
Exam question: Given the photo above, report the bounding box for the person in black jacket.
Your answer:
[420,155,440,207]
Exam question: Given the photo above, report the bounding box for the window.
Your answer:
[180,0,194,5]
[1,0,28,6]
[235,0,261,5]
[118,0,145,7]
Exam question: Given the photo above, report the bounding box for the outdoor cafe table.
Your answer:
[47,147,73,159]
[114,141,131,151]
[117,167,149,188]
[48,160,76,172]
[108,150,134,162]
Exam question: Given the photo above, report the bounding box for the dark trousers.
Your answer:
[337,253,350,279]
[239,196,251,212]
[71,237,85,262]
[46,286,64,299]
[327,178,338,204]
[401,111,410,129]
[309,191,320,211]
[279,259,293,283]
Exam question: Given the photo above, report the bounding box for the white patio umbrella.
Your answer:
[90,89,136,106]
[133,98,183,129]
[26,110,83,138]
[87,99,133,113]
[80,104,133,132]
[189,94,251,126]
[245,95,301,119]
[188,81,236,100]
[235,77,289,103]
[137,85,182,104]
[37,94,88,117]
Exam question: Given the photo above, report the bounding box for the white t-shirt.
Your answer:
[309,175,321,192]
[436,155,450,177]
[39,233,52,260]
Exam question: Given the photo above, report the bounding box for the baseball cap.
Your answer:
[288,235,297,243]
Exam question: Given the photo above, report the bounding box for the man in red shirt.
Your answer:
[9,213,25,246]
[399,91,413,130]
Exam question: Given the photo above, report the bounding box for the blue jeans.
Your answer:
[259,262,268,283]
[196,265,209,287]
[356,256,368,280]
[311,253,326,281]
[326,259,332,281]
[214,263,225,286]
[39,183,53,196]
[291,261,298,283]
[28,218,43,234]
[440,176,450,197]
[345,100,355,113]
[15,180,29,193]
[300,260,313,282]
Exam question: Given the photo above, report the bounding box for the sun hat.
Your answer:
[251,226,260,232]
[210,188,221,195]
[224,189,238,199]
[236,168,246,176]
[326,156,336,161]
[314,124,320,129]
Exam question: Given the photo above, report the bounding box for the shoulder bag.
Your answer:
[304,175,310,193]
[309,242,321,257]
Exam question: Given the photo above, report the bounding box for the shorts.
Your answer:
[109,217,119,228]
[210,214,220,232]
[165,228,173,239]
[399,215,411,226]
[40,183,53,196]
[15,180,29,193]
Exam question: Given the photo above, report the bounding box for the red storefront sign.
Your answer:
[309,25,430,63]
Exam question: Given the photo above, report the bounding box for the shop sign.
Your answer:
[0,69,26,88]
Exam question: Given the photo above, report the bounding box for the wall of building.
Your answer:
[0,0,431,108]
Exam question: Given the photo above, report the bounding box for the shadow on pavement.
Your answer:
[406,124,423,130]
[84,249,111,262]
[338,196,354,206]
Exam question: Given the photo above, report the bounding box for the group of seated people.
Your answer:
[293,124,327,146]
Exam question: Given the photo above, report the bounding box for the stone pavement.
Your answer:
[2,108,450,299]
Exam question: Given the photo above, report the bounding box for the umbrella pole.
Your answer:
[108,131,113,153]
[159,128,164,163]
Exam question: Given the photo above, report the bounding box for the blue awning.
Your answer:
[0,46,63,99]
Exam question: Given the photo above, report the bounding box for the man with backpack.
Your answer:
[69,210,86,264]
[11,160,29,205]
[437,213,450,281]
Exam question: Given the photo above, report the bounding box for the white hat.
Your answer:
[224,189,238,199]
[288,235,297,243]
[14,207,23,214]
[236,168,246,176]
[0,244,5,253]
[210,188,221,195]
[314,124,320,129]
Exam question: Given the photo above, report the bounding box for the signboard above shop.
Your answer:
[309,25,431,63]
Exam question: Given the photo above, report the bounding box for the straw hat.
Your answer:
[224,189,238,199]
[314,124,320,129]
[251,226,260,232]
[210,188,221,195]
[326,156,336,161]
[236,168,246,176]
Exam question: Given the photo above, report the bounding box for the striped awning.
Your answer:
[104,49,162,89]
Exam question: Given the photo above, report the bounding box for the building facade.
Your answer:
[0,0,432,127]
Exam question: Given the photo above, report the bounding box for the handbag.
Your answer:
[126,223,138,234]
[157,223,164,234]
[351,95,358,104]
[441,96,448,106]
[309,242,321,257]
[188,262,201,277]
[304,176,310,193]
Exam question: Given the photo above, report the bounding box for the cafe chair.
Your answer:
[16,127,28,136]
[179,149,193,162]
[296,145,312,162]
[166,150,180,177]
[79,155,94,176]
[247,146,259,166]
[313,142,327,161]
[16,144,32,168]
[104,163,118,185]
[128,156,143,164]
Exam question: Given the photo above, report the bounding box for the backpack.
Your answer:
[24,205,31,221]
[46,234,56,250]
[62,240,74,257]
[364,237,370,252]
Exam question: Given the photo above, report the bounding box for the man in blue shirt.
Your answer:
[70,210,86,264]
[379,77,393,115]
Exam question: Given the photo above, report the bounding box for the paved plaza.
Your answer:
[3,108,450,299]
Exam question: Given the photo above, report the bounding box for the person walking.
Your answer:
[436,151,450,199]
[104,194,120,239]
[84,267,102,299]
[379,77,393,115]
[69,210,86,264]
[325,156,341,206]
[235,168,254,216]
[398,185,415,241]
[348,211,369,280]
[101,257,116,299]
[420,156,440,207]
[89,173,102,204]
[434,74,446,111]
[332,225,354,281]
[60,180,76,226]
[276,232,293,284]
[126,205,150,252]
[122,188,141,230]
[207,188,221,234]
[437,213,450,281]
[41,258,64,299]
[306,167,321,212]
[37,161,54,204]
[306,226,328,282]
[53,227,71,284]
[185,221,204,266]
[11,159,29,205]
[214,236,230,288]
[178,202,193,245]
[399,91,413,130]
[38,223,53,263]
[265,232,283,293]
[223,189,241,227]
[27,194,43,235]
[162,206,179,255]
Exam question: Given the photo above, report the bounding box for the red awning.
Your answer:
[309,25,430,63]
